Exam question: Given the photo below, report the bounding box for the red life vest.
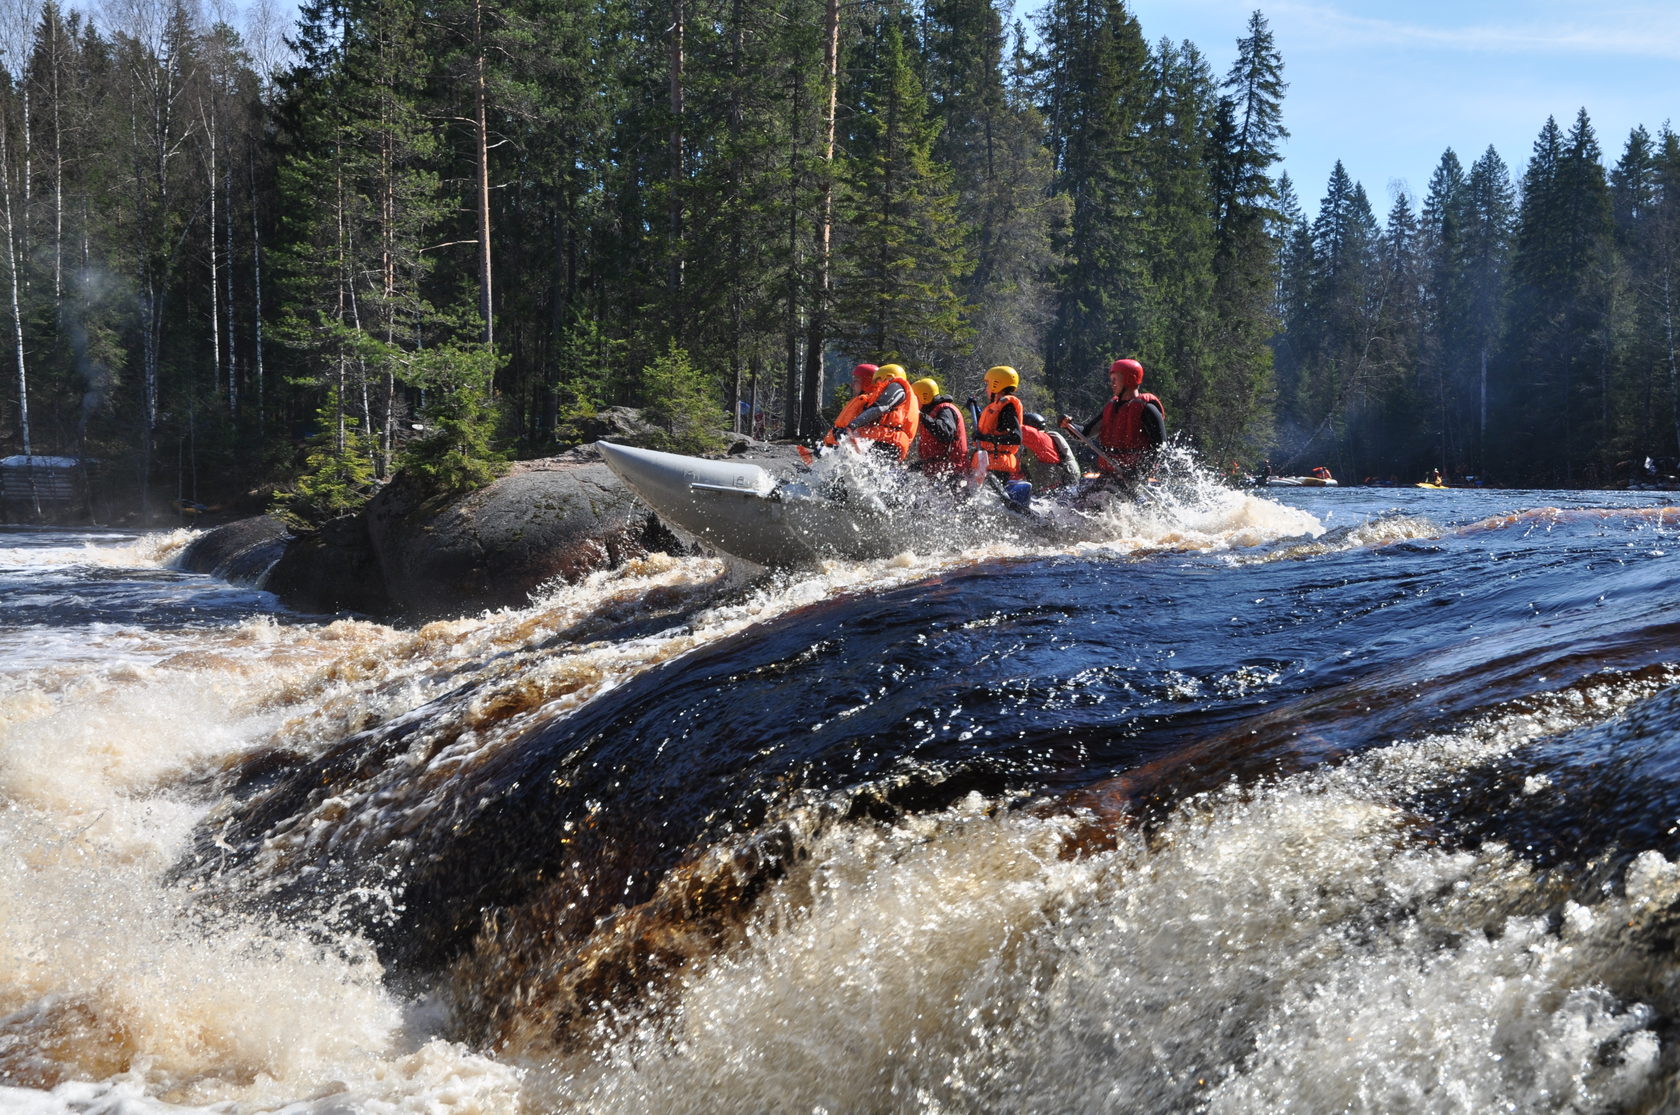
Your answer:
[1095,392,1164,473]
[976,394,1024,477]
[915,398,968,475]
[1020,424,1060,464]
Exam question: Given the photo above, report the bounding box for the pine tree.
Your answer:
[922,0,1060,397]
[1038,0,1149,417]
[1136,38,1215,446]
[1455,146,1514,476]
[1502,111,1614,484]
[1291,160,1379,472]
[832,13,973,372]
[1202,8,1285,461]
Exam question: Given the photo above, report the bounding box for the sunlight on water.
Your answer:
[3,491,1679,1112]
[532,673,1680,1115]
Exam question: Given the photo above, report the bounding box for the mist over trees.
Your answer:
[0,0,1676,518]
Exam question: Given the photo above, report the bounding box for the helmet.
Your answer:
[985,365,1019,395]
[911,378,940,407]
[876,363,906,382]
[851,363,879,389]
[1109,358,1144,389]
[1022,411,1046,429]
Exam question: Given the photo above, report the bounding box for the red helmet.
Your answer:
[852,363,879,389]
[1109,358,1144,389]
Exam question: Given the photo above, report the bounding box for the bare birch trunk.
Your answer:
[0,123,28,455]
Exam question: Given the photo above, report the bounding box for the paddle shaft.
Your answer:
[1059,419,1127,473]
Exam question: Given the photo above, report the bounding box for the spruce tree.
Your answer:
[832,13,973,372]
[1038,0,1149,417]
[1503,111,1614,484]
[922,0,1060,397]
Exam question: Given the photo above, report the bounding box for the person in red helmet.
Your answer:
[1058,357,1166,488]
[824,364,881,447]
[824,363,920,460]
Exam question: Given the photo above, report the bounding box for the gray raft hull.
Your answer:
[598,441,934,567]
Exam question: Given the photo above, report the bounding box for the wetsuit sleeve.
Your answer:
[1141,401,1166,447]
[1080,404,1106,441]
[849,381,906,428]
[923,402,959,443]
[992,399,1022,446]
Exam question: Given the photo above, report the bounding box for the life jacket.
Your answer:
[975,393,1024,477]
[824,373,920,459]
[1094,392,1164,473]
[826,395,870,443]
[1021,426,1079,491]
[915,397,968,475]
[1311,465,1332,480]
[1020,424,1060,464]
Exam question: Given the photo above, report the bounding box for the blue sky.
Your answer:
[1118,0,1680,214]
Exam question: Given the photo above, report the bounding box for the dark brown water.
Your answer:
[6,480,1680,1112]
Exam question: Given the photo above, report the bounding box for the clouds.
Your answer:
[1123,0,1680,204]
[1269,1,1680,61]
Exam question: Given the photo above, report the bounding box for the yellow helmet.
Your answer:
[985,365,1019,395]
[910,377,939,407]
[876,362,906,382]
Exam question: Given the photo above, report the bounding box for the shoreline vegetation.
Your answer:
[0,4,1675,527]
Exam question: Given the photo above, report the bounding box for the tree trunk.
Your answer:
[0,124,28,455]
[474,0,494,347]
[667,0,685,326]
[800,0,841,437]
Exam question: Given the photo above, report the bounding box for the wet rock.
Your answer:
[363,452,680,620]
[263,513,392,616]
[176,514,291,585]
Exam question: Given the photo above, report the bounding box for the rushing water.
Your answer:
[4,472,1680,1113]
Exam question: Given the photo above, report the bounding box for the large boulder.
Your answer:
[263,512,392,616]
[363,450,679,619]
[175,514,291,585]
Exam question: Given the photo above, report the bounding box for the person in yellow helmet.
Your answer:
[824,362,920,460]
[973,365,1025,480]
[909,377,968,477]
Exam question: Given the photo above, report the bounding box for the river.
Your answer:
[3,475,1680,1113]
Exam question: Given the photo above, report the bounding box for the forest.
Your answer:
[0,0,1678,521]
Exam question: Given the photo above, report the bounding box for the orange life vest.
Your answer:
[976,393,1025,477]
[824,373,920,459]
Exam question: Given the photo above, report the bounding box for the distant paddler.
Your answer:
[825,362,921,461]
[1059,357,1166,492]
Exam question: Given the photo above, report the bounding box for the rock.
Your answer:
[263,513,393,616]
[221,431,806,622]
[364,453,678,619]
[176,514,291,585]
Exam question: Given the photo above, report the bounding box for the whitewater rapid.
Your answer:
[3,478,1680,1113]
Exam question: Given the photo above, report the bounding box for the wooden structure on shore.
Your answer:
[0,455,90,523]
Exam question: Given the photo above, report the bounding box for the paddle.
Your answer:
[1057,417,1126,474]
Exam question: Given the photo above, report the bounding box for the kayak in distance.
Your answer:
[598,439,1111,567]
[1263,475,1339,488]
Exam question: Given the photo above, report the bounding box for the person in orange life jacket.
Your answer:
[973,365,1026,479]
[1020,412,1080,491]
[826,363,878,435]
[1058,358,1165,486]
[909,377,968,478]
[824,362,920,460]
